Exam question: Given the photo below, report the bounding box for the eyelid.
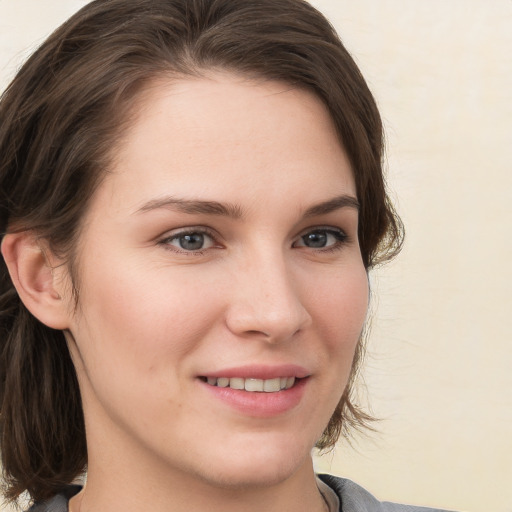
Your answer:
[296,225,347,238]
[158,225,216,239]
[293,226,349,249]
[158,226,221,253]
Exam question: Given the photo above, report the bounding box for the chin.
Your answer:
[194,459,305,491]
[188,433,315,490]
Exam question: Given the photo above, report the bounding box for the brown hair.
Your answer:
[0,0,403,504]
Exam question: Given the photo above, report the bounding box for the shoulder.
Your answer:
[318,474,457,512]
[25,485,82,512]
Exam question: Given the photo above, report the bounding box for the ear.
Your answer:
[1,232,72,330]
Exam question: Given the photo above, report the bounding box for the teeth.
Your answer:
[229,377,245,390]
[263,378,281,392]
[217,377,229,388]
[205,376,296,392]
[245,378,263,392]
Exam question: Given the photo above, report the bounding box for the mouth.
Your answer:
[198,368,309,416]
[199,376,298,392]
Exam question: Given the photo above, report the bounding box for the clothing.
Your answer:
[317,474,455,512]
[26,485,81,512]
[27,476,455,511]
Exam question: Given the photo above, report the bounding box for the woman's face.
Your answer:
[64,73,368,488]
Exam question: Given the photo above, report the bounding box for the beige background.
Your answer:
[1,1,511,512]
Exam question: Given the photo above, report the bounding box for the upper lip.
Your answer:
[199,364,311,380]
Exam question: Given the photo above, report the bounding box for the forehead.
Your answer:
[89,72,355,218]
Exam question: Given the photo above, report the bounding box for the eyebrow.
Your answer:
[303,195,360,217]
[135,197,244,218]
[135,194,359,219]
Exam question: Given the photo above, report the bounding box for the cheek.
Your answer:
[70,259,225,378]
[308,263,369,346]
[304,262,369,397]
[68,263,229,439]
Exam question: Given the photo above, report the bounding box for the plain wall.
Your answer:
[1,2,511,511]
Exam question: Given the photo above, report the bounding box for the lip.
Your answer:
[197,365,311,418]
[199,364,311,380]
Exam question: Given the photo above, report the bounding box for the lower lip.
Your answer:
[199,378,308,418]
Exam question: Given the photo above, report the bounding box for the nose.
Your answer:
[225,251,312,343]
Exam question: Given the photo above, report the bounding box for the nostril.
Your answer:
[246,329,270,337]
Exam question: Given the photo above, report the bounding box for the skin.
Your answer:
[6,73,369,512]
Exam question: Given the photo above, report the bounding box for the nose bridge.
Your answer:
[226,244,311,341]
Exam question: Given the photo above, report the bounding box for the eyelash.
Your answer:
[158,226,349,255]
[158,227,219,256]
[293,227,349,253]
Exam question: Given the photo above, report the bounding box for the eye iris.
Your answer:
[303,231,327,248]
[179,233,204,250]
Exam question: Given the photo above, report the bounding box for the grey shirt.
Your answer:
[318,474,456,512]
[27,476,456,511]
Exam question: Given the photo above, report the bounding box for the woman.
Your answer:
[0,1,451,511]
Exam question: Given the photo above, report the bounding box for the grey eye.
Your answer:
[302,231,328,248]
[294,229,347,249]
[166,231,215,252]
[178,233,205,250]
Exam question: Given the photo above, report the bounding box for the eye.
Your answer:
[294,228,347,250]
[161,230,216,253]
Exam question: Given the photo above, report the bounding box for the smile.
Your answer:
[202,376,296,392]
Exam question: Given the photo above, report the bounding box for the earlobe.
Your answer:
[1,232,71,330]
